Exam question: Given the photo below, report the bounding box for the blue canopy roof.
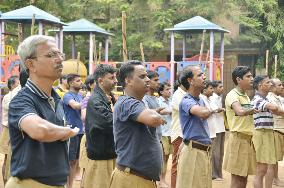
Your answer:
[62,19,113,36]
[0,5,66,26]
[165,16,229,33]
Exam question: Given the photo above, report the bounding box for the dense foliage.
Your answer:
[1,0,283,77]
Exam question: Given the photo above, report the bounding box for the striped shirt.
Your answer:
[251,93,273,129]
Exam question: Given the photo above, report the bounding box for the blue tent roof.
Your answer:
[165,16,229,33]
[62,19,113,36]
[0,5,66,25]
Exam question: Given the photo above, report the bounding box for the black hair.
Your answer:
[180,68,194,90]
[204,80,213,89]
[93,64,116,84]
[202,80,213,93]
[253,75,268,90]
[59,75,68,84]
[232,66,251,85]
[158,82,171,96]
[7,76,19,90]
[67,74,80,86]
[118,60,143,88]
[19,69,29,87]
[84,75,95,91]
[211,80,222,88]
[146,70,159,80]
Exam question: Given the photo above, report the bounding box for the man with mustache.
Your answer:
[223,66,256,188]
[267,78,284,186]
[251,76,279,188]
[6,35,79,188]
[84,64,117,188]
[176,66,213,188]
[63,74,84,188]
[109,60,165,188]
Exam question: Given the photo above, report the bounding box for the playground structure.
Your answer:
[0,6,229,88]
[164,16,229,90]
[0,5,66,83]
[50,18,113,75]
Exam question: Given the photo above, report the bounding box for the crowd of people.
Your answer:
[0,35,284,188]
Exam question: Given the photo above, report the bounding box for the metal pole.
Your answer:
[59,27,63,53]
[72,35,76,59]
[220,32,224,81]
[89,33,94,75]
[182,33,186,61]
[0,21,4,130]
[105,37,109,63]
[38,21,43,35]
[170,31,175,93]
[209,31,214,81]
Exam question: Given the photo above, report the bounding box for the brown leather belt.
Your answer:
[184,140,211,152]
[116,164,153,181]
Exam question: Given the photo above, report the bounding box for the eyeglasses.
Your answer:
[30,51,65,60]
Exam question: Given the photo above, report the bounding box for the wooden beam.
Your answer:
[199,30,206,63]
[274,55,278,77]
[122,11,128,62]
[140,42,145,63]
[31,14,35,35]
[265,50,269,75]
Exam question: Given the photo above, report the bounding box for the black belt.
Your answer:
[116,164,153,181]
[274,130,284,136]
[184,140,211,152]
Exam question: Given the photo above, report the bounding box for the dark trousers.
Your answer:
[171,137,182,188]
[212,132,225,179]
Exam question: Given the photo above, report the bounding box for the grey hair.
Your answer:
[17,35,56,70]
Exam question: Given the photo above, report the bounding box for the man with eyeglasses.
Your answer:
[6,35,79,188]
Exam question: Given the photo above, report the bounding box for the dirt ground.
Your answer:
[0,153,284,188]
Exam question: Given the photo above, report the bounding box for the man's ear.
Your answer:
[25,59,35,73]
[125,77,131,86]
[187,77,193,85]
[236,77,241,83]
[98,77,103,85]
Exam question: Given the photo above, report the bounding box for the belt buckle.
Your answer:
[207,145,211,152]
[124,167,131,175]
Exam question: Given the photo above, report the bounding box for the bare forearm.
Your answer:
[147,114,165,127]
[235,108,254,116]
[21,116,77,142]
[37,122,74,142]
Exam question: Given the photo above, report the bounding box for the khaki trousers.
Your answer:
[212,132,225,179]
[5,177,64,188]
[176,142,212,188]
[171,137,182,188]
[109,168,157,188]
[84,159,115,188]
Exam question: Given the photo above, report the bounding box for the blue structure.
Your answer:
[0,5,66,52]
[164,16,229,90]
[51,18,113,75]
